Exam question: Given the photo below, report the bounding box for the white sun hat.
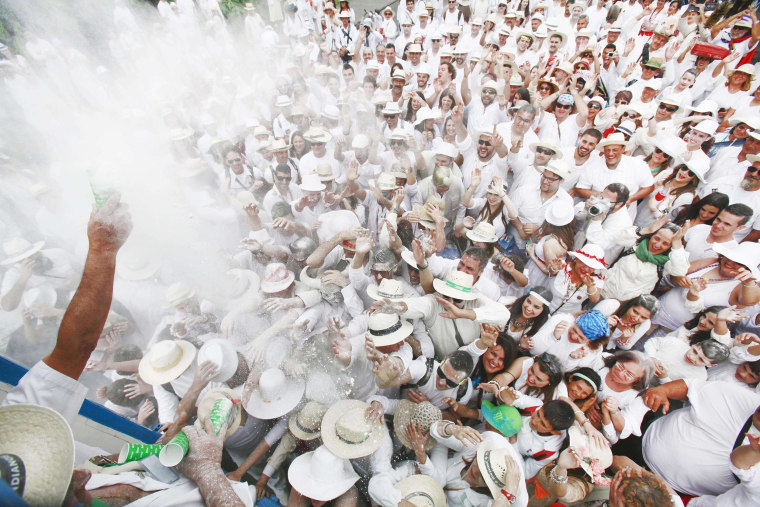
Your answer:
[162,282,196,309]
[288,445,360,501]
[196,387,242,437]
[713,242,760,279]
[466,222,499,243]
[545,200,575,226]
[261,263,295,293]
[304,127,332,144]
[197,338,239,383]
[0,238,44,266]
[316,209,362,245]
[692,119,719,137]
[596,132,628,150]
[401,248,419,270]
[367,312,414,347]
[244,367,305,419]
[367,278,405,301]
[395,474,447,507]
[138,339,197,385]
[393,400,442,451]
[529,138,562,158]
[652,135,686,159]
[316,163,336,182]
[300,173,327,192]
[381,102,403,115]
[321,399,386,459]
[0,404,75,506]
[432,271,479,301]
[681,155,708,183]
[377,172,398,191]
[567,244,607,270]
[352,134,371,149]
[477,434,521,500]
[544,159,571,181]
[289,401,328,441]
[117,249,161,281]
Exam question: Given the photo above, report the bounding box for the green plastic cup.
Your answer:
[159,431,189,467]
[118,443,164,464]
[209,397,236,435]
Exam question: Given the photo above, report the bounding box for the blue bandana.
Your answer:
[557,93,574,105]
[576,310,609,341]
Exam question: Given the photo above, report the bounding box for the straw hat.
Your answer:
[544,199,574,226]
[138,339,197,385]
[245,367,305,419]
[596,132,628,150]
[395,475,446,507]
[0,238,44,266]
[554,60,574,76]
[367,312,414,347]
[261,263,295,293]
[0,404,75,506]
[568,425,613,481]
[196,387,242,437]
[713,242,760,279]
[316,163,336,182]
[467,222,499,243]
[477,434,518,499]
[544,160,571,181]
[567,244,606,270]
[268,138,292,152]
[321,399,386,459]
[547,30,567,47]
[162,282,196,309]
[300,173,327,192]
[393,400,442,450]
[537,77,560,94]
[401,248,420,270]
[322,105,340,121]
[289,401,328,441]
[288,445,360,501]
[304,127,332,143]
[730,63,756,79]
[367,278,405,301]
[197,338,240,383]
[529,138,562,158]
[412,201,449,229]
[432,271,479,301]
[377,172,399,191]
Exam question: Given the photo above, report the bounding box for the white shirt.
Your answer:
[683,224,739,261]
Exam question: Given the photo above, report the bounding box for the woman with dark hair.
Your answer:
[462,175,518,243]
[672,191,728,227]
[488,253,530,300]
[432,88,457,128]
[481,352,566,406]
[289,130,310,160]
[504,287,553,343]
[595,295,660,351]
[526,200,577,287]
[560,367,603,418]
[404,90,427,123]
[635,160,703,228]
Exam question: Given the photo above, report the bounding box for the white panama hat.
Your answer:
[367,278,405,301]
[545,200,575,226]
[288,401,328,441]
[0,404,75,506]
[596,132,628,150]
[466,222,499,243]
[196,387,242,437]
[567,244,606,270]
[288,445,360,501]
[367,312,414,347]
[197,338,240,383]
[652,135,686,159]
[477,433,522,500]
[138,339,197,385]
[544,160,571,181]
[432,271,479,300]
[394,474,447,507]
[245,367,305,419]
[300,173,327,192]
[529,138,562,158]
[0,238,44,266]
[261,263,296,293]
[713,242,760,279]
[162,282,196,309]
[321,399,386,459]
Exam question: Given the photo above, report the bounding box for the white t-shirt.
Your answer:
[576,155,655,197]
[684,224,739,261]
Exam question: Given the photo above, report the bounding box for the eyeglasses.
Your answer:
[659,103,678,112]
[437,359,467,388]
[226,158,242,164]
[276,174,292,181]
[614,362,638,381]
[536,147,555,155]
[390,140,406,146]
[555,103,572,109]
[482,89,497,95]
[541,173,561,182]
[478,139,492,146]
[515,115,532,125]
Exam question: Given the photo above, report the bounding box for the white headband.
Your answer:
[529,290,551,307]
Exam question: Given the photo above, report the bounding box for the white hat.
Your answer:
[367,278,405,301]
[689,99,718,116]
[316,163,336,182]
[652,135,686,159]
[432,271,478,300]
[544,159,571,180]
[395,474,446,507]
[390,128,408,141]
[596,132,628,149]
[713,242,760,279]
[163,282,196,309]
[547,30,567,46]
[477,434,518,499]
[261,263,295,293]
[401,248,420,270]
[435,142,458,159]
[289,401,328,441]
[692,119,719,137]
[0,238,44,266]
[408,43,423,53]
[382,102,403,115]
[275,95,293,107]
[288,445,360,501]
[300,173,327,192]
[729,116,760,130]
[730,63,756,78]
[615,120,636,137]
[304,127,332,143]
[339,10,351,18]
[245,367,305,419]
[529,138,562,157]
[367,312,414,346]
[322,105,340,121]
[196,387,242,437]
[545,199,574,226]
[393,400,442,451]
[352,134,370,149]
[139,339,197,385]
[658,95,682,113]
[0,404,75,506]
[680,156,708,183]
[568,425,613,482]
[568,244,606,270]
[414,107,437,126]
[376,172,398,191]
[117,249,161,281]
[316,210,361,245]
[197,339,240,383]
[466,222,499,243]
[268,138,292,152]
[321,400,386,459]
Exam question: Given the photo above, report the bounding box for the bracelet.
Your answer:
[440,420,455,437]
[549,463,568,484]
[500,489,517,504]
[743,282,757,287]
[489,379,502,392]
[417,262,428,270]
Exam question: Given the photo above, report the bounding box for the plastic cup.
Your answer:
[118,443,164,464]
[209,397,236,435]
[159,431,189,467]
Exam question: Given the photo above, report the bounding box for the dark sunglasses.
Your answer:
[482,88,497,95]
[622,112,639,118]
[589,103,602,110]
[226,158,242,163]
[478,139,492,146]
[384,114,398,119]
[311,142,325,147]
[679,166,695,177]
[390,140,405,146]
[659,103,678,112]
[747,166,760,174]
[555,103,572,109]
[276,174,292,181]
[536,147,555,155]
[538,85,552,91]
[437,359,467,388]
[653,148,671,157]
[614,99,629,105]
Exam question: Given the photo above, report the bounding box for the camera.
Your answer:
[606,51,615,57]
[588,198,611,217]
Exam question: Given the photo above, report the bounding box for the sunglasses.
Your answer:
[622,112,639,118]
[679,166,695,177]
[437,359,467,388]
[589,103,602,110]
[311,142,325,147]
[615,99,629,105]
[390,140,405,146]
[538,85,552,92]
[747,166,760,174]
[478,139,492,146]
[653,148,671,156]
[555,103,572,109]
[226,158,242,163]
[384,114,398,119]
[276,174,292,181]
[482,89,497,95]
[659,103,678,112]
[536,147,555,155]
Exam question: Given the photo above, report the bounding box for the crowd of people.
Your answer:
[2,0,760,505]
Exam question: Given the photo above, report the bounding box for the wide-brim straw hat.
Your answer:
[1,238,44,266]
[289,401,328,441]
[245,367,305,419]
[544,160,571,181]
[713,242,760,279]
[367,312,414,346]
[537,77,560,93]
[547,30,567,47]
[268,138,292,152]
[567,244,606,270]
[288,445,360,501]
[304,127,332,144]
[197,338,240,383]
[466,222,499,243]
[138,339,197,385]
[529,139,562,158]
[321,399,386,459]
[568,425,613,481]
[476,434,516,499]
[401,248,419,269]
[393,400,442,451]
[394,474,447,507]
[196,387,242,437]
[0,404,75,506]
[367,278,405,300]
[432,271,478,300]
[729,63,756,79]
[545,199,575,226]
[162,282,196,309]
[596,132,628,150]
